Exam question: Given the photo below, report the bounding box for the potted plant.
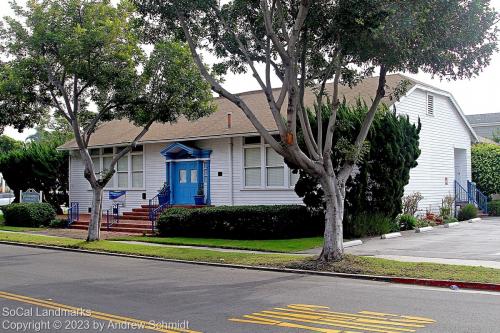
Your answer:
[194,183,205,205]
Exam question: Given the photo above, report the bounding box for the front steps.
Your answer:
[68,204,209,234]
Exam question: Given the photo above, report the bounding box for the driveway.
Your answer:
[345,217,500,267]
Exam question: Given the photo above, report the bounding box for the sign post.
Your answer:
[20,189,43,203]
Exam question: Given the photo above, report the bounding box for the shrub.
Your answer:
[295,104,421,221]
[415,219,434,228]
[489,200,500,216]
[439,195,454,220]
[471,143,500,197]
[346,214,399,238]
[457,204,478,221]
[402,192,424,216]
[157,205,324,239]
[1,203,56,227]
[398,214,418,231]
[49,218,67,228]
[444,217,458,224]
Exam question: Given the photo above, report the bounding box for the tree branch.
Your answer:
[178,12,285,156]
[213,4,287,137]
[338,65,388,183]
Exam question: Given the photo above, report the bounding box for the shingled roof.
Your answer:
[60,74,417,149]
[466,112,500,125]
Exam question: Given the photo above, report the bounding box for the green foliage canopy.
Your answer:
[0,0,215,147]
[294,103,421,228]
[472,143,500,197]
[0,136,68,213]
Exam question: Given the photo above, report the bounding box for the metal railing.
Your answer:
[106,203,120,231]
[468,181,488,214]
[455,181,488,215]
[149,185,171,232]
[454,181,468,204]
[67,202,79,227]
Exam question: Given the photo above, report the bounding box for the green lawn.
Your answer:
[109,236,324,253]
[0,232,305,266]
[287,256,500,285]
[1,232,500,284]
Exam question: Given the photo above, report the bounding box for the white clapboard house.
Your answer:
[60,74,484,233]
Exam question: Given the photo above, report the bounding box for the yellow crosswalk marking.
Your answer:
[0,291,201,333]
[229,304,436,333]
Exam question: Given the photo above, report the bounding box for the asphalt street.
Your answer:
[1,244,500,333]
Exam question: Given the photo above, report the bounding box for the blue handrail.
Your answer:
[454,181,468,204]
[455,181,488,214]
[148,184,171,232]
[67,202,79,227]
[468,181,488,214]
[106,203,120,230]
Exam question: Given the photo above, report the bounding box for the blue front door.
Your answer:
[172,161,198,204]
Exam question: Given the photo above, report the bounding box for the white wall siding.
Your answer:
[69,144,164,214]
[396,88,472,214]
[197,138,232,205]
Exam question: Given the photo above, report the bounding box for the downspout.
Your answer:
[229,137,234,206]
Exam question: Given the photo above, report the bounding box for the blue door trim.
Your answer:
[161,143,212,205]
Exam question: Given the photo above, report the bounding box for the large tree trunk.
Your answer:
[319,176,345,261]
[87,186,103,241]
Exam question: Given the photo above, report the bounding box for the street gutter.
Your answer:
[2,240,500,293]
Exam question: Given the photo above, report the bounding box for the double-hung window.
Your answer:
[244,144,262,187]
[242,136,297,189]
[87,146,144,189]
[266,147,284,187]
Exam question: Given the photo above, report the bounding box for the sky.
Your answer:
[2,0,500,141]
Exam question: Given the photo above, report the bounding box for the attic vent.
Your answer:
[427,94,434,116]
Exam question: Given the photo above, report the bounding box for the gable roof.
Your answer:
[59,73,473,149]
[466,112,500,125]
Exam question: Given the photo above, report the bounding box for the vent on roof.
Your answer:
[427,94,434,116]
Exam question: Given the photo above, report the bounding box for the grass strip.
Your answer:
[109,236,324,253]
[2,232,500,284]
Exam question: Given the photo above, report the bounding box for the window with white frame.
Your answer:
[243,136,297,189]
[244,145,261,187]
[88,146,144,189]
[266,147,284,186]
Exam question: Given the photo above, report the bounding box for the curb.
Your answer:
[381,232,402,239]
[444,222,460,228]
[344,240,363,248]
[2,240,499,293]
[415,226,433,233]
[468,217,482,223]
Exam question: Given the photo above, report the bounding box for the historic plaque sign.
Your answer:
[21,189,42,203]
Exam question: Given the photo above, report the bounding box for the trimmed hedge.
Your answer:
[157,205,324,239]
[489,200,500,216]
[1,203,56,227]
[472,143,500,197]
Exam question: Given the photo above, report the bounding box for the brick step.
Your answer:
[114,214,150,221]
[123,211,149,217]
[70,224,152,234]
[71,221,151,228]
[132,208,150,213]
[140,204,210,209]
